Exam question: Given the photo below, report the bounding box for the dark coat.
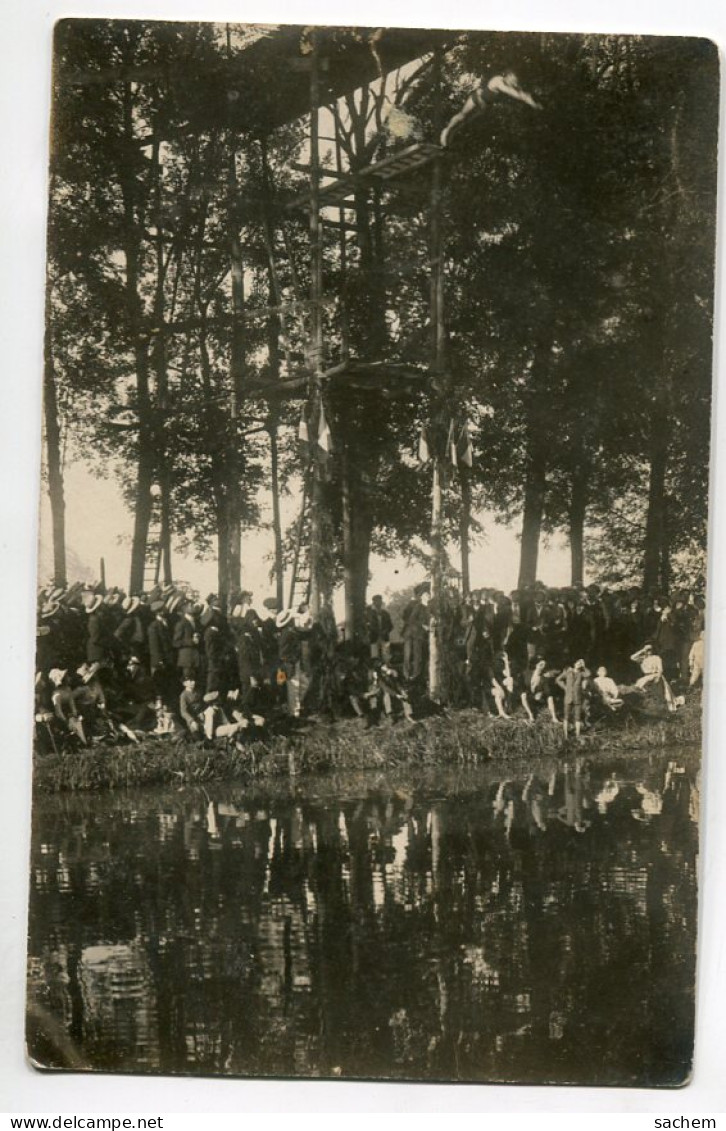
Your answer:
[148,618,173,673]
[402,599,429,640]
[114,613,147,655]
[230,616,263,682]
[86,610,113,665]
[366,605,393,644]
[173,616,200,670]
[204,624,227,670]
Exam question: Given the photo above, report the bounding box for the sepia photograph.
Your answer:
[25,19,718,1089]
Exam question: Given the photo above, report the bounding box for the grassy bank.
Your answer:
[32,699,703,794]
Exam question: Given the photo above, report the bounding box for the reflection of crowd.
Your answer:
[29,751,698,1077]
[34,576,705,752]
[490,757,696,840]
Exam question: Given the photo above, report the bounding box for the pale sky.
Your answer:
[38,455,577,615]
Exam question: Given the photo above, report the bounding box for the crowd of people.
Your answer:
[33,577,705,754]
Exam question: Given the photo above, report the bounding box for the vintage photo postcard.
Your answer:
[27,21,718,1086]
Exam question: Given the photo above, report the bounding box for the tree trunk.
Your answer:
[258,174,286,611]
[227,224,244,601]
[199,308,229,601]
[226,147,246,604]
[128,330,154,593]
[43,332,67,586]
[518,458,547,590]
[120,81,154,595]
[569,459,588,587]
[268,421,284,608]
[341,445,355,638]
[307,37,334,616]
[332,93,389,635]
[660,496,671,594]
[158,465,173,585]
[341,441,372,642]
[129,426,154,592]
[517,339,553,590]
[216,497,230,602]
[351,505,372,637]
[459,467,471,599]
[151,134,173,587]
[643,418,669,593]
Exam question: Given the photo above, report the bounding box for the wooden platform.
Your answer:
[287,142,443,211]
[247,356,429,399]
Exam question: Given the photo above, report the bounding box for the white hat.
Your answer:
[276,609,294,629]
[85,595,103,615]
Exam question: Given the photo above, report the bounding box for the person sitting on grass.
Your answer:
[179,676,204,739]
[224,687,266,743]
[48,668,87,746]
[529,658,560,723]
[114,655,157,739]
[73,662,109,741]
[378,662,415,724]
[353,662,387,727]
[487,671,511,719]
[631,642,663,689]
[202,690,242,742]
[630,641,679,714]
[593,665,623,711]
[350,660,411,726]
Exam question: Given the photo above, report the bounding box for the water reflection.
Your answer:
[27,754,699,1084]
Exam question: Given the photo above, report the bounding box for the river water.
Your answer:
[26,751,699,1086]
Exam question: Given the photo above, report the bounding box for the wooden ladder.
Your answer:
[141,490,163,593]
[287,481,311,610]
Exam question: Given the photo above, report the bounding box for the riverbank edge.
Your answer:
[31,701,703,794]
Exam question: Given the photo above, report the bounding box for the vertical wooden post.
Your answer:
[43,318,67,588]
[334,106,350,361]
[459,466,471,599]
[428,48,448,702]
[225,25,244,605]
[307,32,331,618]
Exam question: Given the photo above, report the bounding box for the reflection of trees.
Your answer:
[27,758,698,1083]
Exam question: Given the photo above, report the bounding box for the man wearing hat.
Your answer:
[173,602,201,680]
[148,601,176,706]
[85,593,115,672]
[114,596,148,663]
[200,596,234,695]
[366,595,393,662]
[401,584,430,682]
[276,608,306,716]
[72,662,108,739]
[117,655,156,732]
[230,595,263,712]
